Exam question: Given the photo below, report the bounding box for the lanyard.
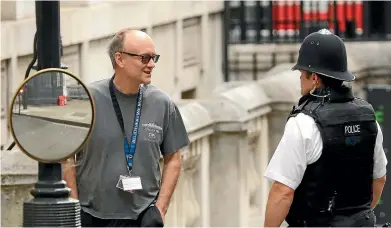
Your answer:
[109,76,143,175]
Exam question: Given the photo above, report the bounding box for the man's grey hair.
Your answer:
[107,28,133,69]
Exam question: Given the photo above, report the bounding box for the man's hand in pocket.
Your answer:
[156,204,166,223]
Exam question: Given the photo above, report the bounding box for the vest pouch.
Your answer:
[290,198,336,226]
[319,193,337,217]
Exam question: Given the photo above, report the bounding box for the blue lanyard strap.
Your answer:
[109,76,143,175]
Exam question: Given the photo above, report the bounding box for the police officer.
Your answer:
[263,29,388,227]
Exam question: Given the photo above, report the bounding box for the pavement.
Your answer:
[12,99,93,126]
[11,114,90,161]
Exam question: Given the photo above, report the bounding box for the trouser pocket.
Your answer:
[139,205,164,227]
[330,209,376,227]
[81,210,108,227]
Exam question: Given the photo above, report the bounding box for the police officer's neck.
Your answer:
[308,84,325,94]
[113,72,141,95]
[315,83,326,89]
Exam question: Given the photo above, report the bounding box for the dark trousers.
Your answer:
[81,205,164,227]
[288,209,376,227]
[329,209,376,227]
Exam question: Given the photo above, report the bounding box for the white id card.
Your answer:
[116,175,143,192]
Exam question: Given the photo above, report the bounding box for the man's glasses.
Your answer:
[121,52,160,64]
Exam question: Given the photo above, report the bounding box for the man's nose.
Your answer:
[147,58,155,68]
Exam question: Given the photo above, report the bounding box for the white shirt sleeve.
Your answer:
[264,116,307,190]
[373,121,388,179]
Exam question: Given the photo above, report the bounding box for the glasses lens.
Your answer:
[153,55,160,63]
[141,55,151,64]
[141,54,160,64]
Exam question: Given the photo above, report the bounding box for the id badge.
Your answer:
[116,175,143,192]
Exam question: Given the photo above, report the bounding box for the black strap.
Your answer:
[109,75,143,174]
[109,76,126,137]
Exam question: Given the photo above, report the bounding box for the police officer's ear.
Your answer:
[312,73,320,86]
[115,52,125,68]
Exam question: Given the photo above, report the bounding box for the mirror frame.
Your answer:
[8,68,96,163]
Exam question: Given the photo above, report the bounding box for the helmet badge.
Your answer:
[318,29,333,35]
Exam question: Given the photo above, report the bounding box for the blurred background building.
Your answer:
[227,1,391,43]
[1,1,391,227]
[225,0,391,80]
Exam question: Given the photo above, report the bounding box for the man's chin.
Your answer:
[142,78,152,85]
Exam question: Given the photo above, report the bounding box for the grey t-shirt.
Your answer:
[76,78,190,219]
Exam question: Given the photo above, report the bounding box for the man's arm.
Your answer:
[372,175,386,209]
[157,103,190,220]
[62,157,78,199]
[263,115,313,227]
[372,121,388,209]
[156,151,182,217]
[264,181,294,227]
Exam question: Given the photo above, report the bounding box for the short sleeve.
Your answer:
[373,121,388,179]
[160,104,190,155]
[264,117,307,190]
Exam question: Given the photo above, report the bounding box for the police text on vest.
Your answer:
[345,125,360,135]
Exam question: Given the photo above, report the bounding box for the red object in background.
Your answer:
[57,95,67,106]
[286,0,295,37]
[354,0,363,35]
[302,1,311,24]
[302,0,311,35]
[277,0,287,38]
[336,0,346,33]
[270,0,364,39]
[346,0,354,21]
[310,0,318,22]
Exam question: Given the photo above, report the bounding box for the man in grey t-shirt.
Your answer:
[63,29,190,227]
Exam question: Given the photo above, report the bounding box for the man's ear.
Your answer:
[115,52,124,68]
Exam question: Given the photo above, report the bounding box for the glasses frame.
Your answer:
[120,51,160,64]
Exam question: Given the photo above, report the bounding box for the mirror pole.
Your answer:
[23,1,81,227]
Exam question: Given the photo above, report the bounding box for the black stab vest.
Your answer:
[286,86,378,227]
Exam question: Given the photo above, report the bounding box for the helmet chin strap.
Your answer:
[309,85,331,104]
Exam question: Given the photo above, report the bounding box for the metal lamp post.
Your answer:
[22,1,81,226]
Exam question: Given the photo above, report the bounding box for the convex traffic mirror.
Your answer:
[8,68,95,163]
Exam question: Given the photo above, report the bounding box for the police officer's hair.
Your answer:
[107,28,133,69]
[317,74,344,88]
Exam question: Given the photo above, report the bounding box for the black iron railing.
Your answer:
[226,0,391,44]
[228,50,297,81]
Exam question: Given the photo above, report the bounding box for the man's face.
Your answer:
[300,70,317,96]
[119,34,158,85]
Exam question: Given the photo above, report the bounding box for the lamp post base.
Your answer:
[23,164,81,227]
[23,197,81,227]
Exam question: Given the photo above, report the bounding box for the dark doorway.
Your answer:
[367,1,390,39]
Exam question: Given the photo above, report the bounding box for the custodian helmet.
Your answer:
[292,29,355,82]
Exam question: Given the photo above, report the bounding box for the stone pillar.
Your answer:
[256,115,270,224]
[209,130,250,227]
[198,99,251,227]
